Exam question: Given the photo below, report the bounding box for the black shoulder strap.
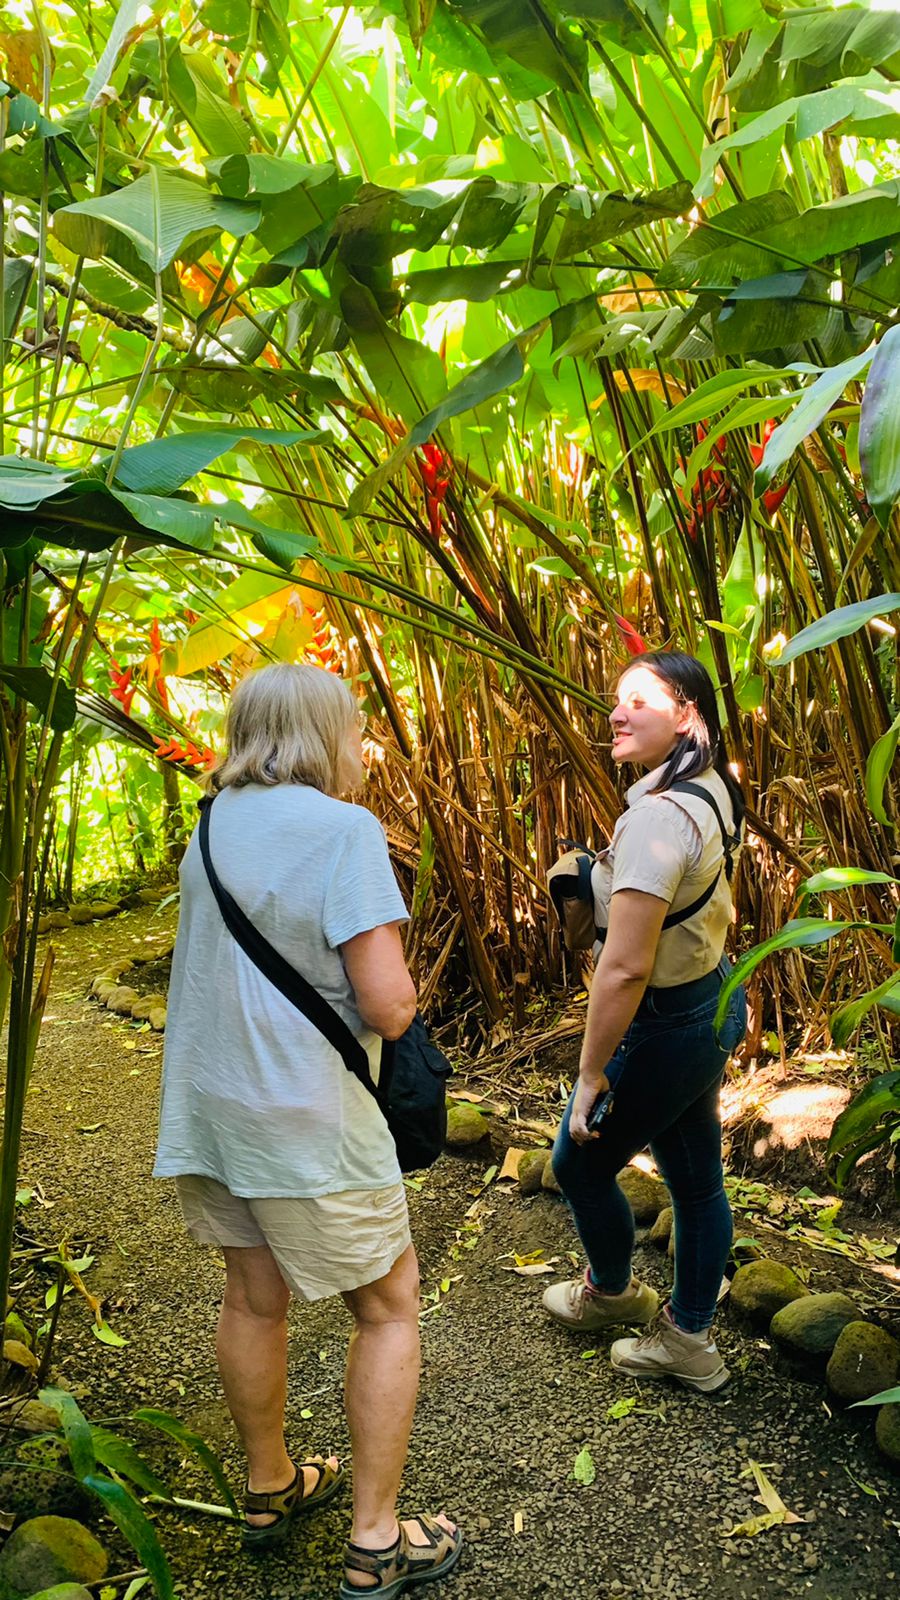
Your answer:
[197,798,384,1105]
[597,780,739,945]
[668,780,740,881]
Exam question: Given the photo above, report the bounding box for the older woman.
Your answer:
[154,663,460,1596]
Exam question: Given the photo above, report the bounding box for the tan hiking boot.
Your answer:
[542,1271,659,1331]
[610,1306,729,1393]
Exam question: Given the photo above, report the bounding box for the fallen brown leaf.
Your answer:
[497,1148,528,1182]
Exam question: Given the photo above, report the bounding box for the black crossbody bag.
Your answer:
[197,797,451,1173]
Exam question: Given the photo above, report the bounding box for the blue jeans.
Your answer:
[552,959,747,1333]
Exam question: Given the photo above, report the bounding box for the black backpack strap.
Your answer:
[197,798,385,1107]
[596,781,739,945]
[668,781,740,882]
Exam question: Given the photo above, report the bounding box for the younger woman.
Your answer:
[543,651,747,1393]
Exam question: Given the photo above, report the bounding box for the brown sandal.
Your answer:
[339,1514,462,1597]
[243,1456,344,1549]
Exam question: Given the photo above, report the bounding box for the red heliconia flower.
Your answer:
[418,443,451,538]
[695,421,728,466]
[147,617,170,711]
[749,418,778,469]
[151,733,215,769]
[762,483,789,517]
[110,661,136,716]
[420,442,447,486]
[613,613,648,656]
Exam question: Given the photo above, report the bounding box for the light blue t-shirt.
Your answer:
[153,784,408,1197]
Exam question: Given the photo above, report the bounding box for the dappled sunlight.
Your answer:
[723,1081,852,1155]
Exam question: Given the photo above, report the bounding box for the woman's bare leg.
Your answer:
[218,1244,333,1524]
[341,1244,421,1546]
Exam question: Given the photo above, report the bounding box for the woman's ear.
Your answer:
[676,702,699,738]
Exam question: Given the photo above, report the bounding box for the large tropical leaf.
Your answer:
[830,973,900,1049]
[84,0,142,107]
[754,349,873,494]
[826,1069,900,1188]
[56,169,260,273]
[341,282,447,425]
[553,181,693,258]
[0,457,74,509]
[713,919,856,1026]
[769,593,900,666]
[865,711,900,827]
[348,317,547,514]
[133,1407,238,1515]
[0,665,76,731]
[859,325,900,530]
[111,427,327,495]
[697,81,900,193]
[666,181,900,289]
[84,1474,176,1600]
[40,1387,96,1479]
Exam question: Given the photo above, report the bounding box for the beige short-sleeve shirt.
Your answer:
[591,765,739,988]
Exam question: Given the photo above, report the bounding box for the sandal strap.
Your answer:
[402,1515,459,1568]
[244,1466,300,1517]
[402,1515,446,1551]
[343,1533,404,1587]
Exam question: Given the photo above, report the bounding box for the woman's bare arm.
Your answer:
[569,888,669,1143]
[341,923,417,1039]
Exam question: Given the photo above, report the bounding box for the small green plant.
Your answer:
[12,1388,241,1600]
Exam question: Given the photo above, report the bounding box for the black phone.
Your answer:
[586,1087,615,1133]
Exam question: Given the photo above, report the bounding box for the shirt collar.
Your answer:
[625,752,713,808]
[626,764,666,807]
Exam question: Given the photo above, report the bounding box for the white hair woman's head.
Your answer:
[209,662,363,797]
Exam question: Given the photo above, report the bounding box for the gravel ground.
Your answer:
[6,909,899,1600]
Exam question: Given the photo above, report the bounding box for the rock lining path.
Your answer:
[7,908,899,1600]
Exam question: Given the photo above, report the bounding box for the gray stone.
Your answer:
[730,1260,808,1327]
[541,1159,562,1194]
[770,1292,860,1358]
[0,1463,92,1527]
[130,993,167,1021]
[826,1321,900,1405]
[68,901,118,924]
[43,912,70,930]
[518,1151,550,1195]
[649,1206,673,1248]
[106,986,140,1016]
[0,1516,107,1599]
[875,1402,900,1466]
[148,1005,167,1031]
[10,1399,61,1433]
[92,982,118,1005]
[445,1103,489,1146]
[617,1166,669,1223]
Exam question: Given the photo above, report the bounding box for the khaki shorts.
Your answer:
[175,1175,412,1302]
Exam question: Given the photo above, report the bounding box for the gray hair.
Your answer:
[209,663,356,795]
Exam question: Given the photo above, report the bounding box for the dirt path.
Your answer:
[9,909,899,1600]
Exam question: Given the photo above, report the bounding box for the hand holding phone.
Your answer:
[586,1086,615,1133]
